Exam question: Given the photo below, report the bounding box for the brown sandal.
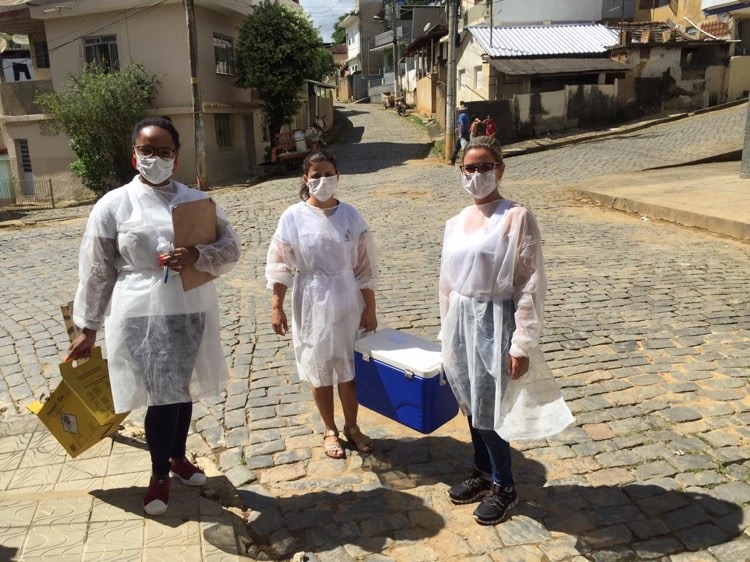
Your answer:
[324,429,345,459]
[344,425,374,453]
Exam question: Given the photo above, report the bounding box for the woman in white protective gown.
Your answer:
[440,136,574,526]
[67,117,241,516]
[266,149,378,459]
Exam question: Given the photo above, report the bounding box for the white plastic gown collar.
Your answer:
[265,202,378,291]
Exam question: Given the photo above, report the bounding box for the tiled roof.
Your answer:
[488,57,630,76]
[467,24,620,57]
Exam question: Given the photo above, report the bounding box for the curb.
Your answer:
[573,181,750,242]
[502,98,748,159]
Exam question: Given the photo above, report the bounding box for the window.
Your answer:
[213,33,234,75]
[474,66,483,89]
[18,139,32,173]
[34,41,50,68]
[215,114,232,147]
[639,0,669,8]
[459,69,467,89]
[84,35,119,70]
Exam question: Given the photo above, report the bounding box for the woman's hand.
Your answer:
[508,354,529,380]
[65,328,97,361]
[360,304,377,333]
[161,246,199,272]
[272,306,288,336]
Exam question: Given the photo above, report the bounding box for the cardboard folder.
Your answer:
[172,197,217,291]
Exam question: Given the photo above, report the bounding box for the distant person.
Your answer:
[67,117,242,516]
[440,136,574,525]
[450,103,471,166]
[483,115,497,138]
[266,148,378,459]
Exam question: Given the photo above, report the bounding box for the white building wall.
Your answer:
[464,0,603,25]
[456,36,489,102]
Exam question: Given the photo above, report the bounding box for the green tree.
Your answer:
[331,13,350,44]
[236,0,335,143]
[36,63,158,196]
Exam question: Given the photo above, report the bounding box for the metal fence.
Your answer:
[0,177,56,210]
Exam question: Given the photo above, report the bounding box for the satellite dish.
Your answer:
[12,34,29,45]
[423,22,431,32]
[0,37,7,53]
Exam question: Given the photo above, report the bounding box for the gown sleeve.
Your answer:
[72,201,119,330]
[353,229,378,290]
[192,206,241,277]
[509,208,547,358]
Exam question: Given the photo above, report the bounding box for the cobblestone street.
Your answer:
[1,102,749,561]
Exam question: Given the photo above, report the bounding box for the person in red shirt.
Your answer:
[483,115,497,138]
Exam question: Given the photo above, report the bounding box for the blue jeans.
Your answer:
[450,134,470,165]
[468,416,514,488]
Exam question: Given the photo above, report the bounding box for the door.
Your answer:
[16,139,34,196]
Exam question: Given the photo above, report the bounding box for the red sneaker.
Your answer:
[170,457,207,486]
[143,475,170,516]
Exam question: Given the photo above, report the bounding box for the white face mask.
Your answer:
[136,154,174,185]
[461,171,497,199]
[308,176,338,202]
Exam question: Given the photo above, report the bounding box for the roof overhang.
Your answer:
[469,24,619,57]
[489,57,630,77]
[702,0,750,15]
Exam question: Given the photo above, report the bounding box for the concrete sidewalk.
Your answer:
[570,161,750,242]
[0,415,250,562]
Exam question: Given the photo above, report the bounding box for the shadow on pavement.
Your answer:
[240,486,443,560]
[89,435,743,560]
[89,479,248,556]
[525,483,744,558]
[332,141,434,175]
[0,546,18,561]
[327,107,434,175]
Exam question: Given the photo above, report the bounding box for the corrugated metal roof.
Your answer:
[468,24,620,57]
[488,57,630,76]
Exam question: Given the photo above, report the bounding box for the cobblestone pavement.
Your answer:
[1,102,749,561]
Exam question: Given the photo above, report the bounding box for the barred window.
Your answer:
[214,33,234,75]
[215,114,233,147]
[34,41,50,68]
[84,35,119,71]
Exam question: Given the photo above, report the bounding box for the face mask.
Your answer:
[136,154,174,185]
[308,176,338,202]
[462,171,497,199]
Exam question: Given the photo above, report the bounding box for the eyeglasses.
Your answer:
[134,145,177,160]
[459,162,498,175]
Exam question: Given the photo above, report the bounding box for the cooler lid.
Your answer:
[355,328,442,377]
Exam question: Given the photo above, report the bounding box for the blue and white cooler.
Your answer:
[354,328,459,434]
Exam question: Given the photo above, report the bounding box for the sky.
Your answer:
[300,0,356,43]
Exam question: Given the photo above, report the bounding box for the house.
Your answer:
[412,1,635,133]
[338,0,385,102]
[610,0,737,111]
[701,0,750,99]
[0,0,300,205]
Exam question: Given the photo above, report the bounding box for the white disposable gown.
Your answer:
[266,201,378,387]
[439,198,574,440]
[73,176,241,413]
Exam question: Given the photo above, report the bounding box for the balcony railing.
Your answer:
[0,80,53,116]
[372,25,412,49]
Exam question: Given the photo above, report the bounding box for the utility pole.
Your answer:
[445,0,457,162]
[185,0,208,190]
[741,94,750,178]
[391,0,400,99]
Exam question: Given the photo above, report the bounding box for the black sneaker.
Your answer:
[447,470,492,504]
[473,483,518,525]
